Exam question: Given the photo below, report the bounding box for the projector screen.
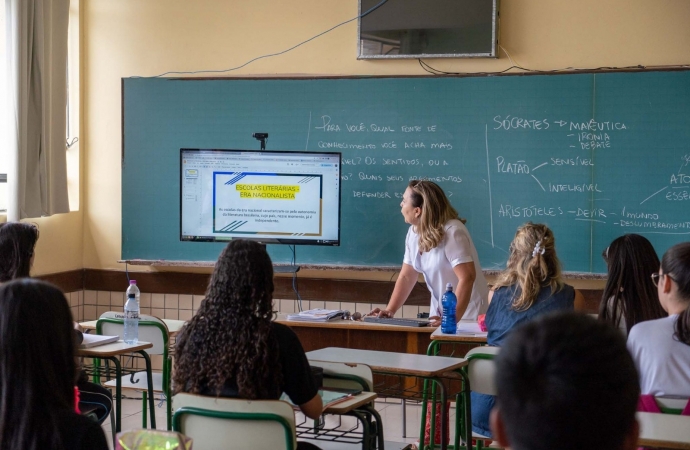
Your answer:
[180,149,341,246]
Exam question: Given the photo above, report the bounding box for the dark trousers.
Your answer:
[77,378,113,425]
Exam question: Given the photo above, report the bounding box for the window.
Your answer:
[0,5,8,214]
[0,0,81,216]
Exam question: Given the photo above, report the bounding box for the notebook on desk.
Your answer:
[80,334,119,349]
[281,389,355,412]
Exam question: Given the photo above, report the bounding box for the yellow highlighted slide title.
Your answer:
[236,184,300,200]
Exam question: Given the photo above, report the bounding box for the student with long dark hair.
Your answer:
[0,222,39,282]
[627,242,690,397]
[174,240,322,449]
[0,221,113,424]
[0,279,108,449]
[600,234,667,335]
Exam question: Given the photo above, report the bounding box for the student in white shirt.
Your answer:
[627,242,690,396]
[369,180,488,326]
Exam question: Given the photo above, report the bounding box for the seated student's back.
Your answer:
[472,223,584,437]
[0,279,108,450]
[491,312,640,450]
[627,242,690,397]
[174,240,323,449]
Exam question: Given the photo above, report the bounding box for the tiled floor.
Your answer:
[101,397,463,449]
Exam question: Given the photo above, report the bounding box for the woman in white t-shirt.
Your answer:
[627,242,690,397]
[369,180,488,447]
[369,180,488,325]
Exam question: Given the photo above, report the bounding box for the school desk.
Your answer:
[295,391,381,450]
[638,412,690,449]
[276,313,436,354]
[80,318,186,336]
[306,347,470,450]
[78,340,155,433]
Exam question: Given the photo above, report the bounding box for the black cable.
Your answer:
[290,245,303,311]
[139,0,389,79]
[418,58,689,77]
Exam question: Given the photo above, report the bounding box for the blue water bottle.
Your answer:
[441,283,457,334]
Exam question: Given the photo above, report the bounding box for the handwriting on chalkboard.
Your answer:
[313,111,688,241]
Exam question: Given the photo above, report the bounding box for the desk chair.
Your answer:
[639,395,690,415]
[460,346,501,450]
[96,312,173,430]
[311,360,384,450]
[172,393,297,450]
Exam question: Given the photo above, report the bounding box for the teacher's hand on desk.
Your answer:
[368,307,394,318]
[428,316,441,327]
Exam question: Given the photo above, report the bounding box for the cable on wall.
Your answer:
[136,0,389,79]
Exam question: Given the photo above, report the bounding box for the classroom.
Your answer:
[3,0,690,449]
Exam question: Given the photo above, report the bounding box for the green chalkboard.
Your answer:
[122,72,690,273]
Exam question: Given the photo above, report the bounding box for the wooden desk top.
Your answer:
[430,323,488,343]
[80,319,186,336]
[77,340,153,357]
[276,313,435,334]
[307,347,467,378]
[638,412,690,449]
[323,391,377,414]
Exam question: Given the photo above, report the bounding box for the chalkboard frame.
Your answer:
[122,69,690,274]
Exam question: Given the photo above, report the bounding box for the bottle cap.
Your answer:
[446,282,453,290]
[129,280,137,284]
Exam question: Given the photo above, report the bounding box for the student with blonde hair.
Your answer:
[370,180,488,325]
[472,222,584,437]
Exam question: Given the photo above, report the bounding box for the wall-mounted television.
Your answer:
[358,0,499,59]
[180,149,341,246]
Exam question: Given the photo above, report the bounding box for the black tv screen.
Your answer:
[180,149,341,246]
[359,0,499,59]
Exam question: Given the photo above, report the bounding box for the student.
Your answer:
[490,312,640,450]
[174,239,322,450]
[367,180,488,447]
[0,221,113,424]
[627,241,690,397]
[0,279,109,450]
[600,234,667,335]
[472,222,584,437]
[0,221,39,282]
[370,180,488,325]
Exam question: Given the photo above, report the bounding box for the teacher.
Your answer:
[370,180,488,326]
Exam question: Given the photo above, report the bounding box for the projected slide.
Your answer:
[214,172,322,236]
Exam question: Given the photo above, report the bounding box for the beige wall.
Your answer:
[54,0,690,282]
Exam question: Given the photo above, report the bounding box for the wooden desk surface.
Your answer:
[430,323,488,343]
[77,340,153,357]
[323,391,377,415]
[80,319,186,336]
[638,412,690,449]
[276,313,434,333]
[307,347,467,378]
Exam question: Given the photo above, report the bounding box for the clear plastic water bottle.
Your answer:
[126,280,141,309]
[124,293,139,344]
[441,283,457,334]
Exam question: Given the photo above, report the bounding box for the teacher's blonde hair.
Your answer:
[408,180,464,253]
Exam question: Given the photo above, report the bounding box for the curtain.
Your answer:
[5,0,70,220]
